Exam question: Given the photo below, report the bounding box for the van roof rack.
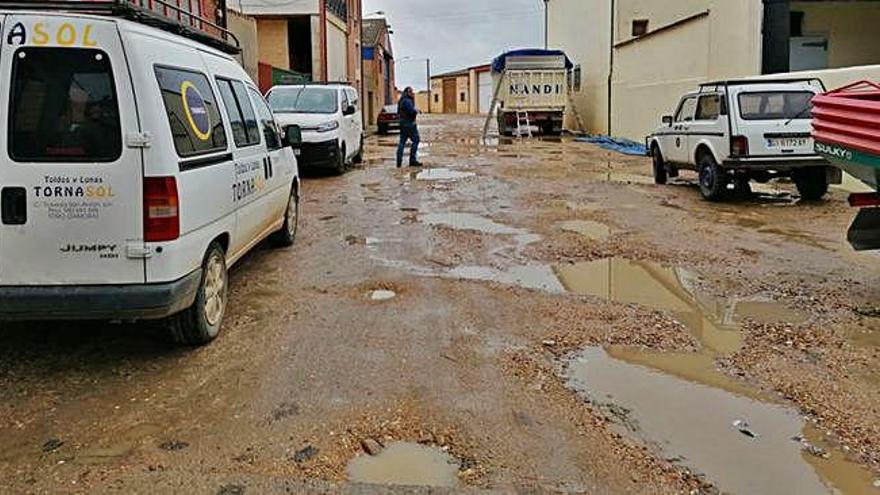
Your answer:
[0,0,240,55]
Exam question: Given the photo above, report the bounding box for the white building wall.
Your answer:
[326,20,348,82]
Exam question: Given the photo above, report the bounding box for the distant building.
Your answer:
[233,0,363,92]
[362,18,395,127]
[548,0,880,139]
[429,64,492,114]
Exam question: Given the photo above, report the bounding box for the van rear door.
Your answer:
[0,16,144,285]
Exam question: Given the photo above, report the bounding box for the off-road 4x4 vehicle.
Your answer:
[647,79,839,201]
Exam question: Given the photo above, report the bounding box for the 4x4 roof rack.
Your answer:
[0,0,240,54]
[700,78,826,91]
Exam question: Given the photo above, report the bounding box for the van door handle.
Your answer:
[1,187,27,225]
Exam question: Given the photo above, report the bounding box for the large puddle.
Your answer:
[415,168,476,181]
[347,442,460,488]
[420,212,541,246]
[449,264,564,293]
[567,348,876,495]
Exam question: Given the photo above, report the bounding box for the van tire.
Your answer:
[334,144,346,175]
[269,185,299,248]
[793,167,829,201]
[353,137,364,164]
[698,152,727,201]
[167,242,228,346]
[651,145,667,185]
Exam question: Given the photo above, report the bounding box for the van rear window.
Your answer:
[155,66,228,158]
[9,48,121,162]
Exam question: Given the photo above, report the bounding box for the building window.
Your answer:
[632,19,649,37]
[434,94,439,103]
[573,65,582,92]
[326,0,348,22]
[460,92,466,102]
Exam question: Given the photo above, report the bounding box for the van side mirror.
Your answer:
[343,105,356,116]
[283,125,302,148]
[662,115,673,126]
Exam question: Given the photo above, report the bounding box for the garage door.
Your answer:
[478,72,494,114]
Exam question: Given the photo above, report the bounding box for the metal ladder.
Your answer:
[515,110,533,138]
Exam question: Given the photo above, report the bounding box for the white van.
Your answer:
[0,9,302,345]
[266,83,364,174]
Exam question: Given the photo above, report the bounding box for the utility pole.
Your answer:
[544,0,550,49]
[426,59,432,113]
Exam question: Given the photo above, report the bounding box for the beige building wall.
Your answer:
[256,19,290,70]
[548,0,611,134]
[469,70,479,114]
[228,9,259,83]
[430,79,443,113]
[311,16,323,81]
[415,91,430,112]
[792,2,880,68]
[326,17,349,82]
[456,75,470,114]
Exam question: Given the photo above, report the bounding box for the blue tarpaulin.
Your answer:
[575,136,648,156]
[491,49,573,73]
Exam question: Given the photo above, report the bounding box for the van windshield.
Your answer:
[737,91,814,121]
[9,48,121,162]
[267,87,338,114]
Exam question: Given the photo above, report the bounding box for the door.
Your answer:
[443,79,457,114]
[687,94,726,161]
[790,36,828,72]
[0,15,144,285]
[669,96,697,164]
[244,86,288,241]
[478,71,493,114]
[345,88,363,155]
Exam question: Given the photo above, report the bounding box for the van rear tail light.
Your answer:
[849,193,880,208]
[144,177,179,242]
[731,135,749,157]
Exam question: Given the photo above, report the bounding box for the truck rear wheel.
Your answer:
[167,242,228,346]
[793,167,829,201]
[698,153,727,201]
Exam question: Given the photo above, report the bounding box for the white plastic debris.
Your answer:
[733,419,759,438]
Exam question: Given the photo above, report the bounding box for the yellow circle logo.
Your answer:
[181,81,212,141]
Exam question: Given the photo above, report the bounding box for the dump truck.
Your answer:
[487,49,573,137]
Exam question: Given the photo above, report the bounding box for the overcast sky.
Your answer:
[363,0,546,91]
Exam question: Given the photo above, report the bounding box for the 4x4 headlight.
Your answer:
[316,121,340,133]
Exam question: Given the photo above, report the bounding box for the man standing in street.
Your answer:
[397,87,422,168]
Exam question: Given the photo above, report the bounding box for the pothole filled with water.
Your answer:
[369,290,396,301]
[566,348,876,495]
[420,212,541,246]
[346,442,460,488]
[415,168,476,181]
[448,265,564,293]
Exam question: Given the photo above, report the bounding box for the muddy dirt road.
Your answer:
[2,114,880,494]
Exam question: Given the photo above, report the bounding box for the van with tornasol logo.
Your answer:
[0,5,303,345]
[266,83,365,175]
[647,79,839,202]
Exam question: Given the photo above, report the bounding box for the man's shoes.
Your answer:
[396,163,403,168]
[409,161,424,167]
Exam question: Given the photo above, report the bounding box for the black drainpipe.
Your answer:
[607,0,615,135]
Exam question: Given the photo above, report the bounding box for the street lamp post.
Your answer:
[399,56,432,113]
[544,0,550,49]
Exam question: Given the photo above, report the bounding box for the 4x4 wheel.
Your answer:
[167,242,228,346]
[793,167,829,201]
[269,185,299,248]
[651,145,667,185]
[334,144,346,175]
[698,152,727,201]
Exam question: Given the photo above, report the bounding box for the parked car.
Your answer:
[0,8,302,346]
[647,79,839,201]
[377,104,400,135]
[267,83,364,175]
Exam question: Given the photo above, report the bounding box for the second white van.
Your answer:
[0,8,302,345]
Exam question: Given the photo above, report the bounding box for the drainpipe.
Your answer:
[607,0,615,135]
[543,0,550,50]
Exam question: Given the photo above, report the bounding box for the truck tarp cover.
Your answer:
[492,49,573,73]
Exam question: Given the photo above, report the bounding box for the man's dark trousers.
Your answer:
[397,121,420,167]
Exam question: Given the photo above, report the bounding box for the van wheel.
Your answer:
[651,145,667,185]
[793,167,829,201]
[334,144,346,175]
[698,152,727,201]
[167,242,228,346]
[353,137,364,164]
[269,185,299,248]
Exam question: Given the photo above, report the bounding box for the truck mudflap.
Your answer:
[848,208,880,251]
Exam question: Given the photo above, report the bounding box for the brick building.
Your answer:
[362,17,395,126]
